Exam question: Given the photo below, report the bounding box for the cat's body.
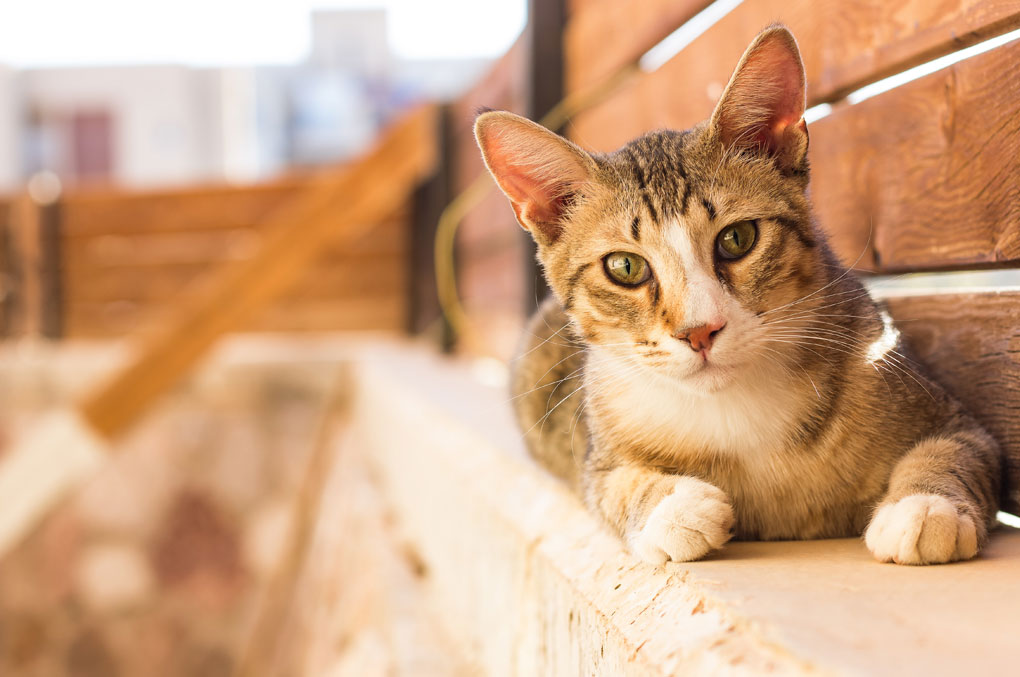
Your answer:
[477,26,1004,565]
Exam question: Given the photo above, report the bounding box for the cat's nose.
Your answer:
[674,320,726,352]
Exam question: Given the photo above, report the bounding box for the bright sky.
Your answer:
[0,0,528,67]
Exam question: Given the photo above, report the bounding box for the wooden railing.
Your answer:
[61,183,413,337]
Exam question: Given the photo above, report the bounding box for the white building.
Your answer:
[0,9,492,193]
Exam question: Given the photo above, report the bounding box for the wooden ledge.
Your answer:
[349,344,1020,677]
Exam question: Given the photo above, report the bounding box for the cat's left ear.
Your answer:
[710,25,808,172]
[475,110,595,245]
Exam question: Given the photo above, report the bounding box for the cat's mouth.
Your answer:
[661,354,738,392]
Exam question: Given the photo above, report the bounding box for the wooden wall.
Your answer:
[566,0,1020,272]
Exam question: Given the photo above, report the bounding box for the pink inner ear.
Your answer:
[718,32,806,156]
[757,48,805,124]
[478,120,588,240]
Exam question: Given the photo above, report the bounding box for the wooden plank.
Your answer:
[569,0,1020,153]
[526,0,568,310]
[564,0,711,94]
[408,106,452,338]
[247,298,406,333]
[567,0,598,13]
[810,39,1020,271]
[63,296,406,338]
[884,291,1020,513]
[448,35,532,353]
[61,216,407,270]
[77,103,437,438]
[64,256,406,305]
[60,180,302,236]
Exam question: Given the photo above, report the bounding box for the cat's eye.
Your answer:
[716,220,758,259]
[603,252,651,286]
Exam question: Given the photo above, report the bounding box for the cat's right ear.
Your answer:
[474,111,594,244]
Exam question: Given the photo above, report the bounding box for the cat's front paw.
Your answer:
[865,494,978,565]
[630,476,734,564]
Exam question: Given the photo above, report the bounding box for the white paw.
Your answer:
[865,494,978,565]
[630,477,734,564]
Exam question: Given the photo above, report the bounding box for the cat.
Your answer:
[473,25,1005,565]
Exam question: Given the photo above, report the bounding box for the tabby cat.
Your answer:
[474,26,1006,565]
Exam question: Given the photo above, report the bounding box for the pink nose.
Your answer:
[674,320,726,352]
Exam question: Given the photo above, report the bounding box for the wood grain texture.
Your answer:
[66,297,407,338]
[564,0,711,93]
[885,291,1020,512]
[810,39,1020,270]
[61,181,302,236]
[65,257,405,305]
[78,104,437,437]
[569,0,1020,153]
[58,182,409,336]
[61,216,406,270]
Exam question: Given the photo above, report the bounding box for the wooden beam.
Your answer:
[569,0,1020,153]
[810,39,1020,271]
[60,180,302,236]
[525,0,567,311]
[564,0,711,94]
[407,105,452,341]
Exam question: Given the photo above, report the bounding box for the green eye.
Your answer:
[716,220,758,259]
[604,252,651,286]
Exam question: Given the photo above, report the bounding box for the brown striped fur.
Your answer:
[475,26,1004,565]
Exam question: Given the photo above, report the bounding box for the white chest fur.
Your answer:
[585,351,807,460]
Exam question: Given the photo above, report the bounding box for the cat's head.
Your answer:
[476,26,829,393]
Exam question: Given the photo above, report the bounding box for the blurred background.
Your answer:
[0,0,549,354]
[0,0,522,188]
[0,1,537,675]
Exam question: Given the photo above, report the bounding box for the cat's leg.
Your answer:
[865,429,1001,565]
[584,460,734,564]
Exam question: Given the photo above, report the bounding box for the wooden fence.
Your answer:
[0,179,410,339]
